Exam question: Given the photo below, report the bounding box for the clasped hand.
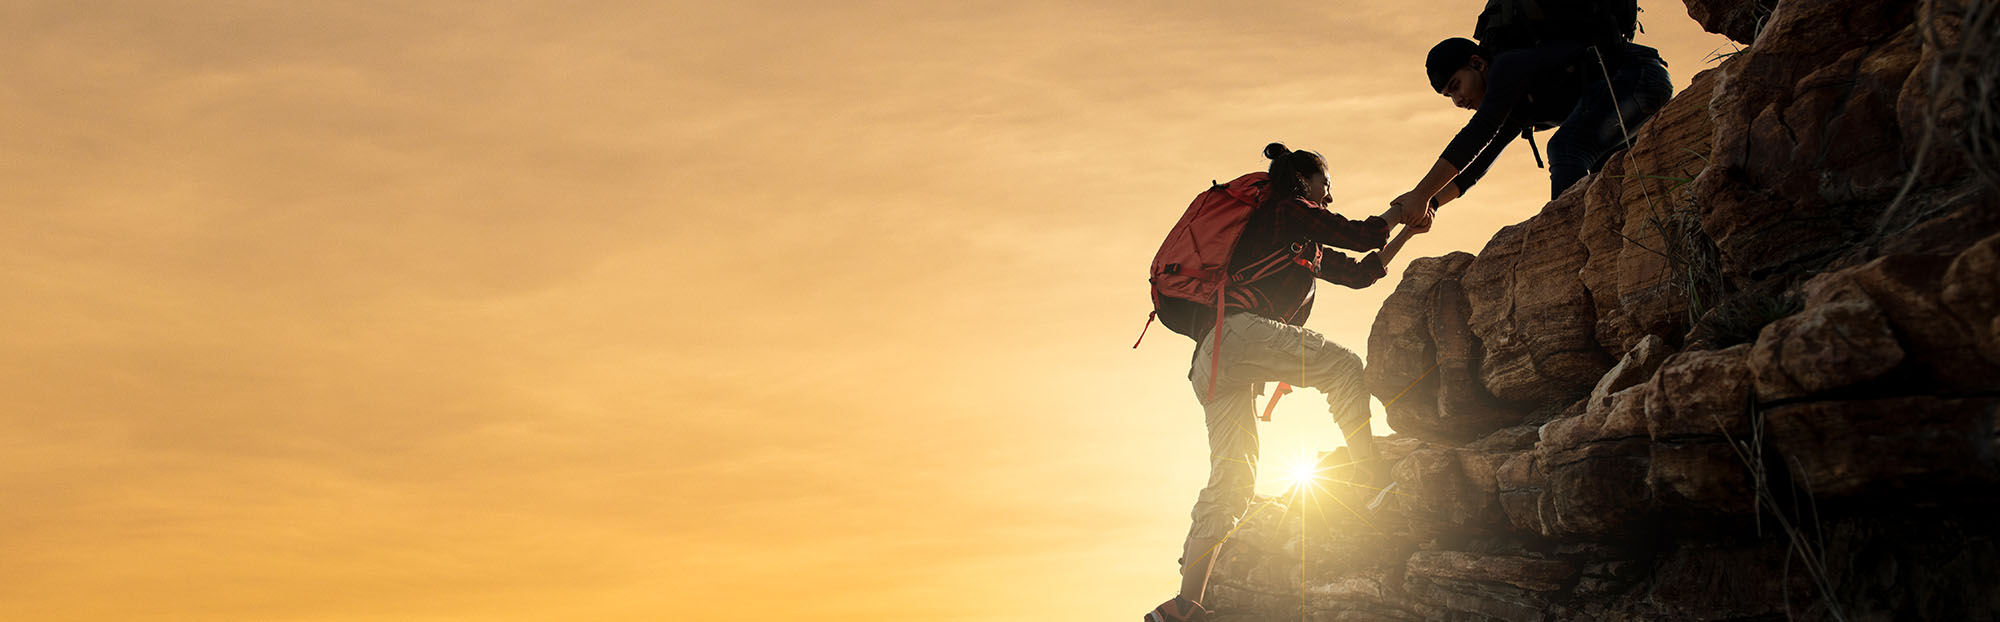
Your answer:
[1381,190,1437,230]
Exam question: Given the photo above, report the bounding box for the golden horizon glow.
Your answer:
[3,2,1733,620]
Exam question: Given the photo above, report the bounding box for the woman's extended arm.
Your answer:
[1377,223,1428,267]
[1279,197,1394,252]
[1313,224,1428,289]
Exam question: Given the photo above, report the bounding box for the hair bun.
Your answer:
[1264,142,1291,160]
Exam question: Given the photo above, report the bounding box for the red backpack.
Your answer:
[1142,173,1266,336]
[1135,172,1313,412]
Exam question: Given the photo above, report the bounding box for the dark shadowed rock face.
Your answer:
[1240,0,2000,618]
[1464,191,1615,408]
[1944,233,2000,363]
[1367,252,1518,442]
[1681,0,1776,44]
[1582,67,1721,357]
[1747,286,1907,401]
[1765,396,2000,497]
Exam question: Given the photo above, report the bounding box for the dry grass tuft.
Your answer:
[1877,0,2000,238]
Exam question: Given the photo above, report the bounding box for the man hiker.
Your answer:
[1388,3,1674,223]
[1143,143,1428,622]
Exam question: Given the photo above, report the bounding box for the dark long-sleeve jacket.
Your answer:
[1161,196,1391,339]
[1440,41,1662,196]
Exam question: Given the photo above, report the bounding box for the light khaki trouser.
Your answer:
[1182,312,1371,568]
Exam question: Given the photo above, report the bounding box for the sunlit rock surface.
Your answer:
[1207,0,2000,618]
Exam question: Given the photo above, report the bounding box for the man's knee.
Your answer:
[1546,125,1603,162]
[1546,129,1604,192]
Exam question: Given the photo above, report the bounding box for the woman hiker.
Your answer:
[1146,143,1428,622]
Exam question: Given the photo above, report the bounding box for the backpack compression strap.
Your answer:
[1208,280,1226,400]
[1198,243,1317,401]
[1131,311,1156,348]
[1260,382,1293,422]
[1524,129,1545,168]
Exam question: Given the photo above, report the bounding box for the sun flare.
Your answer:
[1290,461,1318,485]
[1283,447,1326,492]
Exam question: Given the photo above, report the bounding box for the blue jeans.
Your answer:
[1546,51,1675,198]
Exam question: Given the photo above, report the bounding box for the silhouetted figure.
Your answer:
[1389,3,1674,223]
[1143,143,1427,621]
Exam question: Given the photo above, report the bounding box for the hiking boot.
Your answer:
[1360,459,1393,490]
[1144,596,1211,622]
[1358,458,1397,512]
[1367,480,1400,513]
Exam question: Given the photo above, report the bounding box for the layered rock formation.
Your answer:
[1204,0,2000,618]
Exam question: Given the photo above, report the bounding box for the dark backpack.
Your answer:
[1472,0,1642,167]
[1473,0,1639,56]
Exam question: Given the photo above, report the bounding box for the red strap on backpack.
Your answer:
[1131,311,1156,349]
[1207,281,1225,400]
[1260,382,1293,422]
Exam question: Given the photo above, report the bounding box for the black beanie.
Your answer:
[1425,38,1482,93]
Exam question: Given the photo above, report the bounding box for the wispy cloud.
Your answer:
[0,1,1729,619]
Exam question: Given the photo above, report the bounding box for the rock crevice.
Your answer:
[1203,0,2000,618]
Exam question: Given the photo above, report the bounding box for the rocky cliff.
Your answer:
[1202,0,2000,619]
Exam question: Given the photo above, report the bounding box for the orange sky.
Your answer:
[1,2,1731,620]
